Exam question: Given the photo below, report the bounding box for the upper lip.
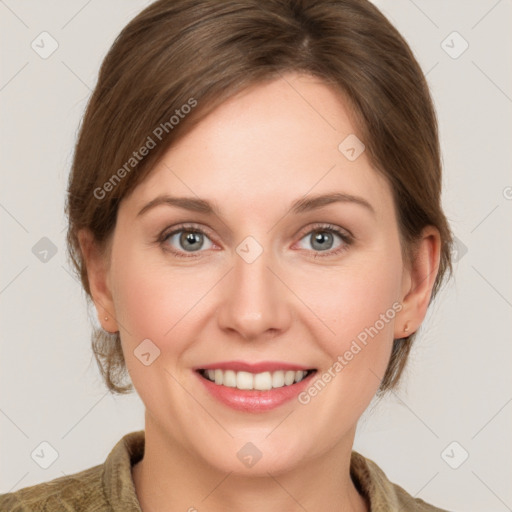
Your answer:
[194,361,314,373]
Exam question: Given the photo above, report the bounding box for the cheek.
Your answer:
[113,262,197,345]
[110,252,209,414]
[110,246,226,364]
[308,255,400,324]
[289,258,401,433]
[109,238,169,342]
[296,251,402,376]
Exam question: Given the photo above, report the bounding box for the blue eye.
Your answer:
[161,226,214,257]
[296,225,352,257]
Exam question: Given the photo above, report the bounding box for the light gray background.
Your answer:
[1,1,511,510]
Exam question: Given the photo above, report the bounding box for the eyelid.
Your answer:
[294,222,353,242]
[159,222,217,242]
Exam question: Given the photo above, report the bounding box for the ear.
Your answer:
[394,226,441,339]
[78,228,119,333]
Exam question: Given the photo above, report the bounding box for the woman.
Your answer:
[0,0,454,510]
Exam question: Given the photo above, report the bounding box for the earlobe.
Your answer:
[394,226,441,338]
[78,229,119,333]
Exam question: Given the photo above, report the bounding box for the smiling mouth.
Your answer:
[197,368,317,391]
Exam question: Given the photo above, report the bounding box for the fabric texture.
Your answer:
[0,430,451,511]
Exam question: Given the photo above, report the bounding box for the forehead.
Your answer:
[123,73,393,219]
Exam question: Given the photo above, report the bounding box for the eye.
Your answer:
[160,224,214,257]
[295,224,352,257]
[158,222,353,259]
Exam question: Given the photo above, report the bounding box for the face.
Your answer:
[97,73,413,475]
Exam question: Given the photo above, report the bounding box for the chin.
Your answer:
[186,431,315,477]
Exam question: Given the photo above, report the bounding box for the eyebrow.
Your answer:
[137,192,375,218]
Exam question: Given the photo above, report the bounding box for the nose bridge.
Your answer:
[216,238,291,339]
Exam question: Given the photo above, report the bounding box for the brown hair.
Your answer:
[66,0,452,394]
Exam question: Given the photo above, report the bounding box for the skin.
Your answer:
[80,72,440,512]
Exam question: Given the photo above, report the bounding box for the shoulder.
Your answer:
[0,464,108,512]
[351,451,452,511]
[0,430,144,512]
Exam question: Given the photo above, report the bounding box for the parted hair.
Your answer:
[66,0,453,394]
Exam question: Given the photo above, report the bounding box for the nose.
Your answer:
[216,247,292,341]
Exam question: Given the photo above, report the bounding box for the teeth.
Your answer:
[284,370,296,386]
[272,370,285,388]
[201,369,311,390]
[254,371,272,391]
[223,370,237,387]
[237,371,253,390]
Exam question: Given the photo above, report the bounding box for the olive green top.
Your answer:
[0,430,451,511]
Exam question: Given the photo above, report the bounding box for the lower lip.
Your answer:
[196,371,315,412]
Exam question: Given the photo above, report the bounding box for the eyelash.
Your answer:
[157,223,354,259]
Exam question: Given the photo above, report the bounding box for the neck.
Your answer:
[132,415,368,512]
